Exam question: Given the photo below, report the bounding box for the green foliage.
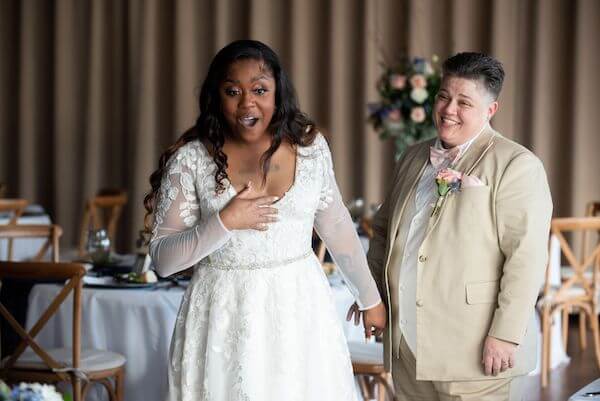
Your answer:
[368,56,441,159]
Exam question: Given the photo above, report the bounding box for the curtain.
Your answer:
[1,0,598,251]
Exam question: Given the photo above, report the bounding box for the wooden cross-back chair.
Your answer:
[78,190,127,256]
[0,262,126,401]
[559,202,600,355]
[0,225,62,262]
[539,217,600,387]
[0,199,29,260]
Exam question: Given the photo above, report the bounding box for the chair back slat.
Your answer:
[0,225,62,262]
[548,217,600,302]
[0,261,83,280]
[0,303,68,380]
[0,262,85,379]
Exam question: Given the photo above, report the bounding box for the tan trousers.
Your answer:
[391,336,525,401]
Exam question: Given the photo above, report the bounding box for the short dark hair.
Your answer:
[442,52,505,100]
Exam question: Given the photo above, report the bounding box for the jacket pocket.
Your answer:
[465,280,499,305]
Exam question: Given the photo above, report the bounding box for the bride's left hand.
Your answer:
[346,302,387,340]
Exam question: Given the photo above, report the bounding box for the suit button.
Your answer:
[418,255,427,263]
[416,300,424,307]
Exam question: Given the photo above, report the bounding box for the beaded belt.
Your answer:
[198,251,313,271]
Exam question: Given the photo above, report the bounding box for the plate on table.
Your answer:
[83,275,157,289]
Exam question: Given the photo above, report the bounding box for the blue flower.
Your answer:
[413,58,426,73]
[11,387,43,401]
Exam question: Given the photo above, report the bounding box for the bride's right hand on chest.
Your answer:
[219,181,280,231]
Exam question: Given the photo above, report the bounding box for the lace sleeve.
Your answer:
[313,135,382,310]
[149,142,232,277]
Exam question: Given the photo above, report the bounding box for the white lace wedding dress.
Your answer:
[149,134,381,401]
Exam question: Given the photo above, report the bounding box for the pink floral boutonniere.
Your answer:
[432,168,463,216]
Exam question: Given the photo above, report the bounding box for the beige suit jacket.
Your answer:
[367,128,553,381]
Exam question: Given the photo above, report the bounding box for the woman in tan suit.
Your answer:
[362,52,552,401]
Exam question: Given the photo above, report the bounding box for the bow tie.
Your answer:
[429,146,460,170]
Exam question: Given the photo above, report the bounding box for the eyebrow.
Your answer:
[439,89,474,101]
[223,75,272,84]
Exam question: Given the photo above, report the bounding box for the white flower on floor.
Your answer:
[1,381,66,401]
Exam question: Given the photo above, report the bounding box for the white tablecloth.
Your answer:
[26,279,364,401]
[0,206,52,261]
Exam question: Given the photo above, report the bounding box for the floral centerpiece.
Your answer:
[368,56,441,159]
[0,381,70,401]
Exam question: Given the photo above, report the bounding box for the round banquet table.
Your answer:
[26,277,365,401]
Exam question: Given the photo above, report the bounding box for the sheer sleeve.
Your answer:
[149,142,232,277]
[313,136,382,310]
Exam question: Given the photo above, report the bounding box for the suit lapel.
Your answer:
[425,127,497,235]
[386,143,431,257]
[453,127,497,176]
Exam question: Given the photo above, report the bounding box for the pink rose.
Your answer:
[436,168,462,183]
[410,107,426,123]
[409,74,427,89]
[387,109,402,121]
[389,74,407,90]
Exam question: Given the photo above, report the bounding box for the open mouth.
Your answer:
[238,116,259,128]
[440,116,460,126]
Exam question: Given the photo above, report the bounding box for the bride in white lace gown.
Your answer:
[146,40,385,401]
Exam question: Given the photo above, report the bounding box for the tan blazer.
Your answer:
[367,127,552,381]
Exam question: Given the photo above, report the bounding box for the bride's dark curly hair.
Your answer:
[142,40,317,239]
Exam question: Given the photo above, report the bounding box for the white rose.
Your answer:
[410,88,428,104]
[424,62,434,76]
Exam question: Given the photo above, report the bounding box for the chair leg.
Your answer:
[72,377,82,401]
[374,373,397,401]
[357,375,372,399]
[562,308,569,352]
[588,309,600,372]
[97,378,117,401]
[376,380,386,401]
[81,382,91,400]
[541,307,551,388]
[115,369,125,401]
[579,311,588,349]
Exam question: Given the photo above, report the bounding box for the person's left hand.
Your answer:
[346,302,387,340]
[482,335,517,376]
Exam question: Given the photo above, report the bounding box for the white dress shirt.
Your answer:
[398,129,484,355]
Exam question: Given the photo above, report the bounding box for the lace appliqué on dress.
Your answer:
[152,143,202,240]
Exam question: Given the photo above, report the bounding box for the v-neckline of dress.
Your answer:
[198,141,300,204]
